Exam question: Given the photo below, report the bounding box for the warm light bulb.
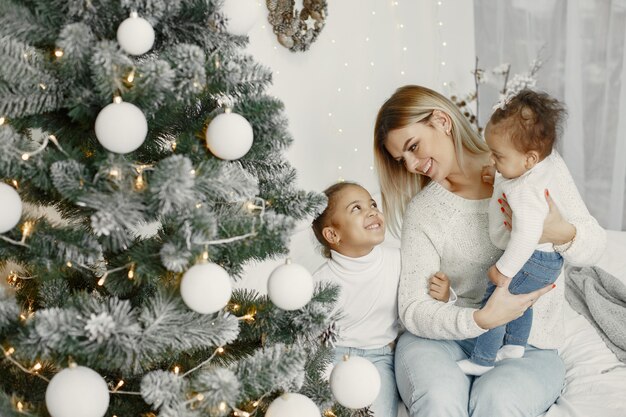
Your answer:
[219,402,227,411]
[32,362,42,371]
[0,116,5,125]
[38,83,47,90]
[127,70,135,83]
[127,266,135,279]
[54,49,64,58]
[174,365,180,374]
[113,96,122,104]
[217,347,225,353]
[21,154,29,161]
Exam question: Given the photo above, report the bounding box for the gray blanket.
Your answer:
[565,265,626,363]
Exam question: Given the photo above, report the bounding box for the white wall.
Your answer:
[237,0,476,290]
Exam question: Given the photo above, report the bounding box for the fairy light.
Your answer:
[135,173,144,190]
[201,251,209,261]
[38,83,47,90]
[127,264,135,279]
[16,401,24,411]
[54,49,64,58]
[11,179,18,188]
[0,116,5,125]
[173,365,180,374]
[21,221,34,242]
[66,261,72,268]
[171,140,177,151]
[109,168,120,179]
[127,69,135,83]
[5,347,15,356]
[31,362,42,372]
[218,401,227,411]
[112,380,124,392]
[113,96,122,104]
[216,347,225,354]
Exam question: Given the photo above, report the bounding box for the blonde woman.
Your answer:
[373,85,605,417]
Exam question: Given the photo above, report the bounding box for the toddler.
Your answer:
[458,89,569,376]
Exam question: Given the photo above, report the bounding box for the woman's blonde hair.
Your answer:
[373,85,489,237]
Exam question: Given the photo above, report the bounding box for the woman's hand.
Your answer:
[538,190,576,245]
[498,190,576,245]
[473,280,555,330]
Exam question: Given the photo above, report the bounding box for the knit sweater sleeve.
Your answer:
[398,194,487,340]
[551,152,606,264]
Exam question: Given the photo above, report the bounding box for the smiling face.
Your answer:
[485,122,534,179]
[383,112,458,184]
[322,184,385,257]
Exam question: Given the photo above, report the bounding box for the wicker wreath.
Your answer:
[266,0,328,52]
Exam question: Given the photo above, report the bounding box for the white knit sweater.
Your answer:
[399,151,606,349]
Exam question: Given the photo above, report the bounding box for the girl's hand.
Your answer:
[428,271,451,302]
[538,189,576,245]
[487,265,509,287]
[473,280,555,330]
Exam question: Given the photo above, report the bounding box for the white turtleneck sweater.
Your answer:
[399,151,606,349]
[313,245,401,349]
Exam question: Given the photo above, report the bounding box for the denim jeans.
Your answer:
[471,250,563,366]
[395,332,565,417]
[333,343,399,417]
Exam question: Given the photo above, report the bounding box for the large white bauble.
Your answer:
[221,0,261,36]
[0,183,22,233]
[180,262,232,314]
[95,101,148,154]
[205,111,253,160]
[45,366,110,417]
[116,15,155,55]
[330,356,381,409]
[267,260,314,311]
[266,393,320,417]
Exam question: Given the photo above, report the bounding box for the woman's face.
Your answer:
[384,119,456,183]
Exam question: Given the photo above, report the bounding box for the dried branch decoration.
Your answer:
[266,0,328,52]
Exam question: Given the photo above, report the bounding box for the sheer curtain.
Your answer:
[473,0,626,231]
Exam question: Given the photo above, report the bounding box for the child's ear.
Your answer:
[525,151,540,169]
[322,226,339,246]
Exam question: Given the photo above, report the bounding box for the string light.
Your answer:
[127,69,135,83]
[173,365,181,374]
[21,221,34,243]
[11,179,18,188]
[127,264,135,279]
[54,48,64,58]
[113,96,122,104]
[112,380,125,392]
[0,116,5,125]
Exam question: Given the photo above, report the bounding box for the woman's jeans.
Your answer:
[472,250,563,366]
[395,332,565,417]
[334,343,399,417]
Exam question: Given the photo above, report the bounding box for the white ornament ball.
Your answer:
[180,262,232,314]
[267,260,314,310]
[45,366,110,417]
[116,15,155,55]
[266,393,320,417]
[221,0,261,36]
[0,183,22,233]
[205,111,253,160]
[95,101,148,154]
[330,356,381,409]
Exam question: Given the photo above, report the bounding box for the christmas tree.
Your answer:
[0,1,343,416]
